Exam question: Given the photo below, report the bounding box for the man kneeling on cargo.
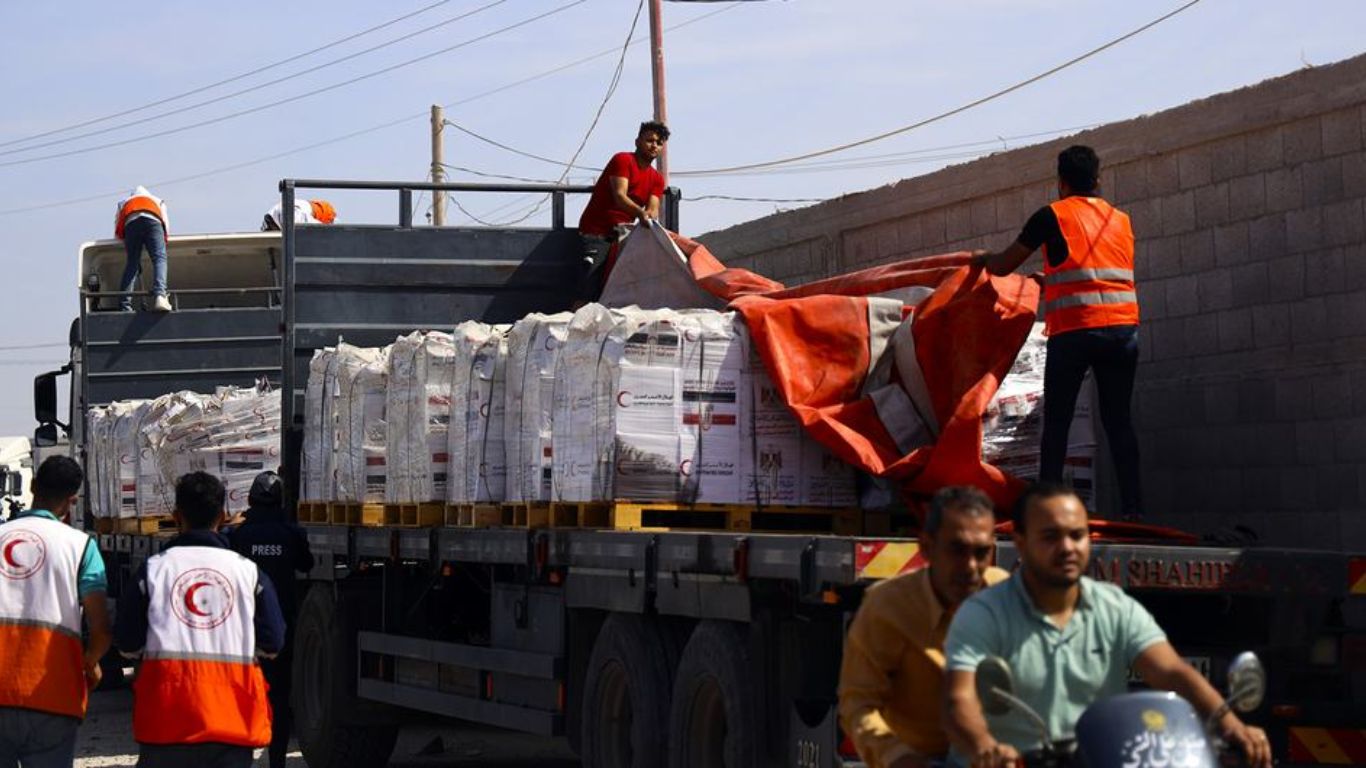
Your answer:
[838,486,1008,768]
[115,472,285,768]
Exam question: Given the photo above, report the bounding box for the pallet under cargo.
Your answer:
[94,515,176,535]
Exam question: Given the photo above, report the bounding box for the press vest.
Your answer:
[0,515,91,718]
[115,194,168,240]
[132,546,271,747]
[1041,196,1138,335]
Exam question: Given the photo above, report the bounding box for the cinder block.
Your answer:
[1138,279,1167,319]
[1296,420,1338,465]
[1301,157,1345,207]
[1321,107,1363,156]
[1263,166,1304,214]
[1147,317,1186,361]
[1322,198,1365,246]
[1210,136,1247,182]
[1112,161,1149,202]
[921,208,948,247]
[1278,466,1321,511]
[1285,207,1326,253]
[1290,296,1330,344]
[1180,229,1215,272]
[1313,374,1354,419]
[1178,147,1212,189]
[1325,291,1366,338]
[1160,190,1196,235]
[840,227,880,268]
[1266,255,1305,300]
[1354,369,1366,416]
[1165,276,1200,317]
[1244,128,1284,173]
[1204,384,1239,424]
[1214,221,1251,267]
[945,203,973,242]
[1237,379,1277,423]
[1248,213,1288,263]
[1319,464,1361,508]
[1231,262,1270,306]
[1184,314,1220,356]
[1258,423,1299,467]
[1341,501,1366,552]
[1252,303,1291,347]
[1200,268,1234,310]
[1334,417,1366,461]
[874,222,900,261]
[1283,117,1324,164]
[1125,197,1161,236]
[1305,248,1347,297]
[1142,235,1184,279]
[1217,307,1254,351]
[1342,151,1366,197]
[1195,182,1231,228]
[1227,174,1267,221]
[896,216,923,251]
[1138,325,1153,363]
[994,192,1025,235]
[1274,375,1316,421]
[1345,242,1366,290]
[970,197,997,236]
[1147,153,1181,197]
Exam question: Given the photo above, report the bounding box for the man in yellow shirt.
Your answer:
[839,486,1009,768]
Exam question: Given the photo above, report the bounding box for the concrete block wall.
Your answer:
[699,54,1366,550]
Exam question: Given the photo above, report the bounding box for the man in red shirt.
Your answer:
[577,121,669,298]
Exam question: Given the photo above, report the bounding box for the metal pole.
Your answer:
[648,0,668,183]
[431,105,446,226]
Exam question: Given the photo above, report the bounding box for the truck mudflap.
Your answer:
[790,700,864,768]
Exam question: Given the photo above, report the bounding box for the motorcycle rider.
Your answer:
[943,482,1272,768]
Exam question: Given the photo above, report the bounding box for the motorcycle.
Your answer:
[974,651,1266,768]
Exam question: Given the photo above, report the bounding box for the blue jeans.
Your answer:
[120,216,167,310]
[0,706,78,768]
[1041,325,1142,517]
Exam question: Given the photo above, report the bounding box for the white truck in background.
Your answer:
[0,436,34,518]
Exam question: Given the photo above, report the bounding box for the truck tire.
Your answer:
[580,613,678,768]
[292,586,398,768]
[668,620,758,768]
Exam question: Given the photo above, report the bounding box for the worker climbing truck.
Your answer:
[35,180,1366,767]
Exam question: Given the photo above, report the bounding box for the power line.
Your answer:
[674,0,1204,177]
[685,194,826,203]
[0,0,458,150]
[0,0,509,158]
[0,4,737,216]
[444,120,598,172]
[0,342,68,351]
[0,0,588,170]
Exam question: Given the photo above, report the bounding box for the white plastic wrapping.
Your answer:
[447,323,509,503]
[333,344,389,504]
[302,348,337,502]
[386,332,456,503]
[503,313,571,503]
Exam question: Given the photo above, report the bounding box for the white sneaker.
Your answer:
[152,295,172,312]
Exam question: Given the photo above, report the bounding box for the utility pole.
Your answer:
[431,104,446,226]
[648,0,668,183]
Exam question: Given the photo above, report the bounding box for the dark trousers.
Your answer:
[0,707,78,768]
[579,233,614,301]
[137,743,253,768]
[1040,325,1142,517]
[262,641,294,768]
[119,216,167,309]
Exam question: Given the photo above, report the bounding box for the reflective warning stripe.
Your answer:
[1043,290,1138,313]
[1044,267,1135,286]
[854,541,923,580]
[1288,727,1366,764]
[1349,558,1366,595]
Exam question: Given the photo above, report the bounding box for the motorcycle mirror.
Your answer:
[976,656,1016,716]
[1226,652,1266,713]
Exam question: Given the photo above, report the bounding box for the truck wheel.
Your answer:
[668,620,758,768]
[580,613,678,768]
[292,586,398,768]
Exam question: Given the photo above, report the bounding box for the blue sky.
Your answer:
[2,0,1365,436]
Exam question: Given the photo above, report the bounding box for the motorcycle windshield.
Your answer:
[1074,691,1217,768]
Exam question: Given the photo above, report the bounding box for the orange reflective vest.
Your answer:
[115,195,168,241]
[132,546,271,747]
[1041,196,1138,336]
[0,515,92,718]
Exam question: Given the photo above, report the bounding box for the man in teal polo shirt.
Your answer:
[0,455,111,767]
[943,482,1271,768]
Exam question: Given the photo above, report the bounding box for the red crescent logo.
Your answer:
[617,390,633,408]
[0,531,45,579]
[544,335,557,351]
[170,568,235,629]
[183,582,213,617]
[228,488,247,501]
[680,459,693,477]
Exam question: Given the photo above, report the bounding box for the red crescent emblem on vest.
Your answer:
[170,568,235,629]
[0,530,46,580]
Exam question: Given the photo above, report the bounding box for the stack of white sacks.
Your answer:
[85,386,281,522]
[982,322,1098,505]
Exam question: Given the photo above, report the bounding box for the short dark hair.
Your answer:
[33,456,82,500]
[1057,145,1100,194]
[1011,481,1083,533]
[924,485,995,536]
[639,120,670,142]
[175,472,225,530]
